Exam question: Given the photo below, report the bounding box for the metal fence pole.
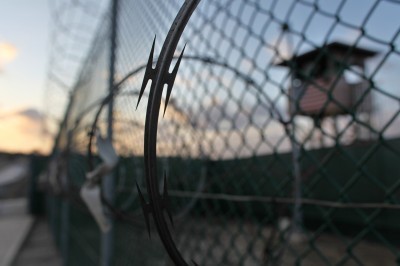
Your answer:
[101,0,118,265]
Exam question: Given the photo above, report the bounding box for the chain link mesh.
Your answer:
[45,0,400,265]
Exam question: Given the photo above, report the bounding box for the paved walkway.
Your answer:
[0,199,33,266]
[12,218,62,266]
[0,198,62,266]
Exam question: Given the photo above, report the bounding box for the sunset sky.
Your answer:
[0,0,399,155]
[0,0,51,154]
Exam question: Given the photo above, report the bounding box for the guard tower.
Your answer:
[276,41,378,141]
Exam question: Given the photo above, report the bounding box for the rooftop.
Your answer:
[276,41,378,67]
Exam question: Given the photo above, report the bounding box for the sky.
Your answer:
[163,0,400,158]
[0,0,49,111]
[0,0,51,154]
[0,0,107,154]
[0,0,399,155]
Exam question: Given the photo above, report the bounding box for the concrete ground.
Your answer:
[0,198,33,266]
[0,156,61,266]
[0,198,62,266]
[12,218,62,266]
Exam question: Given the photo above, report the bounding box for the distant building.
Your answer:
[276,42,377,120]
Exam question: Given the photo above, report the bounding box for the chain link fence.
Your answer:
[44,0,400,265]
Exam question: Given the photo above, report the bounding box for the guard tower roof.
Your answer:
[276,41,378,67]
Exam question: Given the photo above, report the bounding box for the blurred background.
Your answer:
[0,1,109,265]
[0,0,110,155]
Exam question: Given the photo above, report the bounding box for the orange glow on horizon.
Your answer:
[0,110,52,155]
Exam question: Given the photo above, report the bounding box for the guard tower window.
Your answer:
[344,65,363,84]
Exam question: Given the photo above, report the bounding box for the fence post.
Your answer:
[101,0,119,265]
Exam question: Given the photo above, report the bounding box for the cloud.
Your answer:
[18,108,44,121]
[0,107,52,154]
[0,42,18,71]
[0,108,45,121]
